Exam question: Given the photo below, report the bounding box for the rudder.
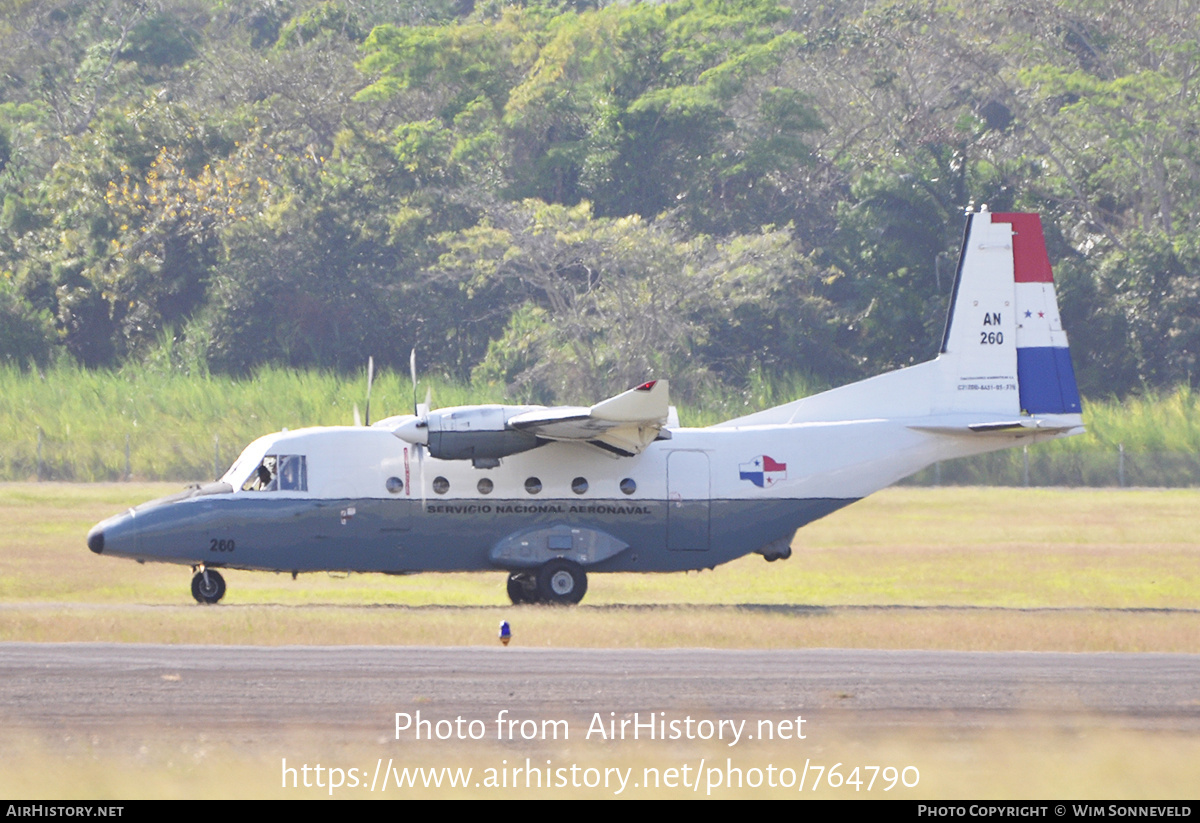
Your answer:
[992,213,1082,415]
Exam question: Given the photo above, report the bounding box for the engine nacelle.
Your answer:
[390,405,544,464]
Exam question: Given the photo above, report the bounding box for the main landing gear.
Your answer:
[191,566,226,604]
[506,559,588,606]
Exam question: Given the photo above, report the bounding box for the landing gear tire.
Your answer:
[507,572,538,605]
[535,559,587,605]
[191,568,226,604]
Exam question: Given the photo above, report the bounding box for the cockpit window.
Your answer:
[242,455,307,492]
[242,455,277,491]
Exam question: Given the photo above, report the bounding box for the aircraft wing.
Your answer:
[507,380,670,456]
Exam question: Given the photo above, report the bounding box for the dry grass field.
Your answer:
[3,727,1198,799]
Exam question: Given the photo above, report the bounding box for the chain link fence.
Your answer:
[6,429,229,483]
[904,446,1200,487]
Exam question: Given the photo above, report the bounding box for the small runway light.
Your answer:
[499,620,512,646]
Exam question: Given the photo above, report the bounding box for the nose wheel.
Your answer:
[191,567,226,604]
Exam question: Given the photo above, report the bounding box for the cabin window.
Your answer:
[619,478,636,495]
[571,477,588,495]
[433,476,450,494]
[385,476,404,494]
[477,478,493,495]
[242,455,307,492]
[524,477,542,495]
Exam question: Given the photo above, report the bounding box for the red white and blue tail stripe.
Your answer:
[992,213,1082,415]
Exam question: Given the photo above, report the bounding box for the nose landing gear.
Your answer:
[191,566,226,604]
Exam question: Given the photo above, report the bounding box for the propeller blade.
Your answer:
[353,404,362,427]
[410,348,418,416]
[417,443,426,508]
[365,355,374,427]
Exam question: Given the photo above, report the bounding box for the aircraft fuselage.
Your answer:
[87,413,1046,578]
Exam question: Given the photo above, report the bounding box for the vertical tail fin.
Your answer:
[715,209,1082,427]
[935,211,1021,415]
[936,211,1081,416]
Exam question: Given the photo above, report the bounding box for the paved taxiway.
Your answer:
[2,644,1198,743]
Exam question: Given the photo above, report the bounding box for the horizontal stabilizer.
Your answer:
[909,416,1085,436]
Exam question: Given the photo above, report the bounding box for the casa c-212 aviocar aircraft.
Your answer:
[87,209,1084,606]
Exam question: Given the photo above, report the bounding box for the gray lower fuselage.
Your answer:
[90,492,855,574]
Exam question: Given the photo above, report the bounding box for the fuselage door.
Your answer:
[667,450,710,551]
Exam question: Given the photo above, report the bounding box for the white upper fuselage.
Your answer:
[218,402,1063,508]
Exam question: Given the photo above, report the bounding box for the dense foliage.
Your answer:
[1,0,1198,403]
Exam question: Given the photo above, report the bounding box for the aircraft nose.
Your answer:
[88,510,139,558]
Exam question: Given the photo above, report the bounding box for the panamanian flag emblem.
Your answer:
[739,455,787,488]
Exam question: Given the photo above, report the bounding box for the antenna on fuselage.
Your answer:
[353,355,376,426]
[410,348,418,416]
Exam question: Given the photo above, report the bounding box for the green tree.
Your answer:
[0,276,54,371]
[435,199,840,402]
[358,0,822,231]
